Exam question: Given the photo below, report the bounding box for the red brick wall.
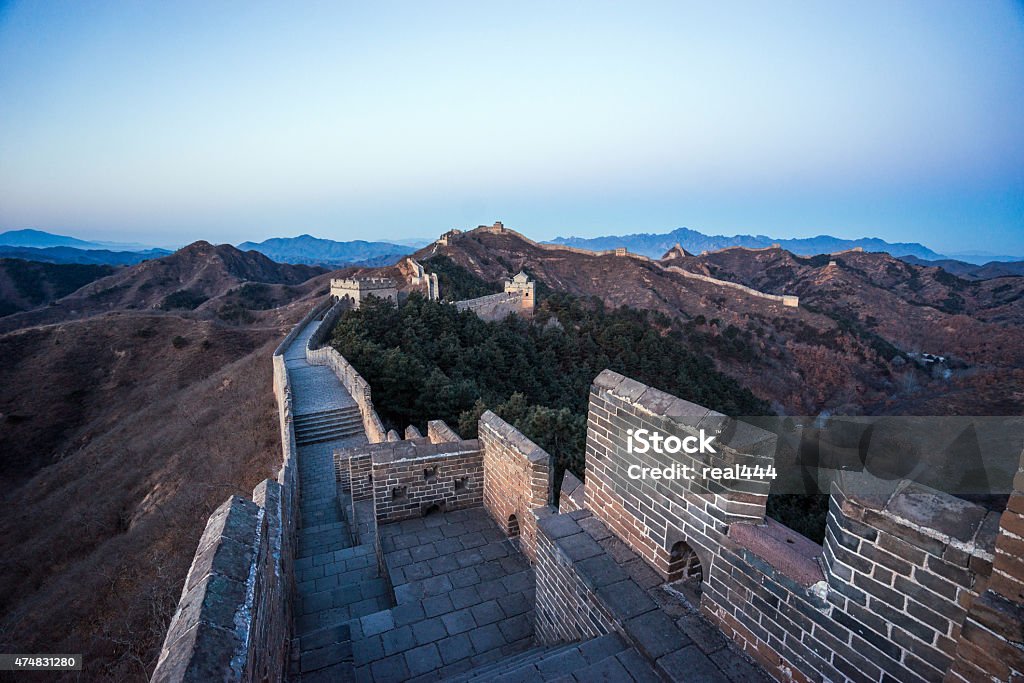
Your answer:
[478,411,552,563]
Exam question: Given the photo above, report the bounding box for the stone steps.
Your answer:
[443,642,580,682]
[294,411,362,432]
[449,633,641,682]
[294,408,365,445]
[294,406,361,427]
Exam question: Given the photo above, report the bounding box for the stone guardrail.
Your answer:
[150,300,336,681]
[305,298,388,444]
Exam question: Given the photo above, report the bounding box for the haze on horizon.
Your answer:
[0,1,1022,255]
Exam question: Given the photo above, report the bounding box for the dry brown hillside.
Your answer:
[0,244,331,681]
[0,241,325,333]
[413,229,1024,416]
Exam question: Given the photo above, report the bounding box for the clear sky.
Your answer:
[1,1,1022,254]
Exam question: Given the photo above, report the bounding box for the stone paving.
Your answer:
[285,316,383,682]
[349,507,538,683]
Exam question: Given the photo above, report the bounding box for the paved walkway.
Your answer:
[348,508,537,682]
[284,315,386,681]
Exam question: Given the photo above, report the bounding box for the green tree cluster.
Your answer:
[329,291,769,483]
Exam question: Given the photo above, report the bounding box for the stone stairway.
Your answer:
[294,406,364,446]
[446,632,656,683]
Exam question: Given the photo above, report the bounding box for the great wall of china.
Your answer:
[151,233,1023,683]
[440,223,799,308]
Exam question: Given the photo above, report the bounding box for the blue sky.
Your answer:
[0,1,1022,254]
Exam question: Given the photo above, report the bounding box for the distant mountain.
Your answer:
[0,241,326,332]
[0,228,100,250]
[0,245,172,265]
[238,234,413,267]
[0,228,165,252]
[943,251,1024,266]
[547,227,946,260]
[900,255,1024,280]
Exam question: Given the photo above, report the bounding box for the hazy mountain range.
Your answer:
[547,227,953,261]
[5,227,1024,275]
[0,228,160,252]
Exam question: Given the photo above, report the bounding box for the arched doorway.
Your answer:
[668,540,703,586]
[507,514,520,537]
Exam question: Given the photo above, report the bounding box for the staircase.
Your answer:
[447,633,644,682]
[293,406,363,446]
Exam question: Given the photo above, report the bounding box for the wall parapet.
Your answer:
[153,300,326,681]
[427,420,461,443]
[478,411,553,563]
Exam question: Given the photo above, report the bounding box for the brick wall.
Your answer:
[533,507,617,644]
[584,369,775,580]
[368,440,483,524]
[478,411,553,563]
[454,291,526,321]
[346,451,373,501]
[947,455,1024,682]
[579,369,1018,683]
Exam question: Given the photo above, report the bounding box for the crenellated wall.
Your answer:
[454,291,527,321]
[369,439,483,523]
[566,369,1023,683]
[584,369,775,580]
[478,411,553,563]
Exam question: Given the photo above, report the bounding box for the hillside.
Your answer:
[0,242,331,680]
[549,226,946,260]
[238,234,412,266]
[415,228,1024,416]
[0,259,117,317]
[0,315,297,680]
[0,241,327,333]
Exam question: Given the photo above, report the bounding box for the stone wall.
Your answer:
[454,291,526,321]
[557,471,585,513]
[533,507,617,644]
[370,439,483,524]
[152,299,330,681]
[305,299,387,443]
[578,369,1023,683]
[152,496,266,682]
[947,458,1024,682]
[661,265,799,307]
[427,419,461,444]
[347,451,373,502]
[478,411,553,563]
[584,369,775,580]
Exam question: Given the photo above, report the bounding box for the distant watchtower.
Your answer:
[504,271,535,314]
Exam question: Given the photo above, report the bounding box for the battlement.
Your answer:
[330,276,398,308]
[330,277,397,290]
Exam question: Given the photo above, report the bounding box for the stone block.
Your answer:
[624,610,692,660]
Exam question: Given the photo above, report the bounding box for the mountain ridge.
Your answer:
[548,226,947,260]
